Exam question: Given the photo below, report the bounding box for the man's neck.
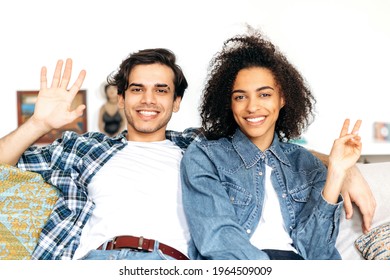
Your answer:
[126,130,166,142]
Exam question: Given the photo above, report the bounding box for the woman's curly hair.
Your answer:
[200,29,316,141]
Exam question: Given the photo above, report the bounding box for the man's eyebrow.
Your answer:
[155,83,171,90]
[129,83,143,87]
[128,83,170,90]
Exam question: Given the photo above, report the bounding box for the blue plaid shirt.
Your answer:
[17,128,203,260]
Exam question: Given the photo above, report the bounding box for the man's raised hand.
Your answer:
[31,58,86,132]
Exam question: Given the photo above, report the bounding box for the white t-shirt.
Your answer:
[73,140,189,259]
[250,165,297,252]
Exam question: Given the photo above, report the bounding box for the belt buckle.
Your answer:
[137,236,144,250]
[109,237,117,250]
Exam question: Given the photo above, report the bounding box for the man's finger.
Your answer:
[343,192,353,219]
[59,58,73,89]
[69,70,87,97]
[40,66,47,90]
[362,213,373,234]
[50,60,64,88]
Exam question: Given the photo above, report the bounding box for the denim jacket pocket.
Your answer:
[222,182,252,221]
[289,182,312,203]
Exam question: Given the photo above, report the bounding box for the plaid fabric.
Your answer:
[17,127,202,259]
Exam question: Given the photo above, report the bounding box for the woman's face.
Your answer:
[106,85,118,102]
[231,67,285,151]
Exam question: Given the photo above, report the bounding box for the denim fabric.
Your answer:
[79,241,174,260]
[263,249,304,260]
[181,129,343,260]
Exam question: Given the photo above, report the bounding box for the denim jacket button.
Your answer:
[230,197,235,202]
[246,229,251,234]
[259,171,263,176]
[282,193,287,198]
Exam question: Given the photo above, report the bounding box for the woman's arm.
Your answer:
[309,131,375,233]
[180,142,269,260]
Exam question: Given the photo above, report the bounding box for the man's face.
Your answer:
[118,63,181,142]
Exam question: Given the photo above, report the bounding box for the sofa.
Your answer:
[0,162,389,260]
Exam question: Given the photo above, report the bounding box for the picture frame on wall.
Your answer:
[374,122,390,142]
[16,90,88,144]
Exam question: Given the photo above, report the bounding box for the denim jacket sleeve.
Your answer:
[287,155,344,260]
[293,192,343,260]
[181,141,270,260]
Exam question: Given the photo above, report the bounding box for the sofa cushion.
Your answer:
[355,222,390,260]
[0,164,59,260]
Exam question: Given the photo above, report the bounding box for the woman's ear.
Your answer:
[280,96,286,109]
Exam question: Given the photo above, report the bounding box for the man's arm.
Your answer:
[0,59,86,165]
[309,149,329,167]
[341,165,376,234]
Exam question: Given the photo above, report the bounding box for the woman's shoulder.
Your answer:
[280,142,325,169]
[185,136,234,156]
[194,136,233,149]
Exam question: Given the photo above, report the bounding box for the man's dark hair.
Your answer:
[107,48,188,99]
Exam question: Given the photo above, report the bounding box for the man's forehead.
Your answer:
[128,64,175,86]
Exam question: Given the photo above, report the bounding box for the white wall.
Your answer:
[1,0,389,155]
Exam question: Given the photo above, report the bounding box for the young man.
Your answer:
[0,49,375,260]
[0,49,200,260]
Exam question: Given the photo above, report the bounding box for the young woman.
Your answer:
[180,31,362,260]
[98,84,126,136]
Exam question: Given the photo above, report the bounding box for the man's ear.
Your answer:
[118,94,125,109]
[173,96,182,113]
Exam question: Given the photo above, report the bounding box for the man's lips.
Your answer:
[138,110,158,117]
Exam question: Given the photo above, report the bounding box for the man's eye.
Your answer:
[131,88,142,92]
[156,88,168,93]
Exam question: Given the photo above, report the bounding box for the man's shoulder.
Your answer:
[166,127,205,150]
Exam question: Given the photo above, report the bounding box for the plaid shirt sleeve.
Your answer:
[166,127,205,151]
[17,131,127,259]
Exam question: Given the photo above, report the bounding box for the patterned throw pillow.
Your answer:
[0,164,59,260]
[354,223,390,260]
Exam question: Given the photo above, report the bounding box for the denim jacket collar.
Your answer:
[231,129,291,168]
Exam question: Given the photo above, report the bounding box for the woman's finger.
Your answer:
[351,119,362,135]
[339,119,351,137]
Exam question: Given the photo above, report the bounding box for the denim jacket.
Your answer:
[181,129,343,260]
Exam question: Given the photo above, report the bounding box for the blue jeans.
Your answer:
[79,241,175,260]
[263,249,304,260]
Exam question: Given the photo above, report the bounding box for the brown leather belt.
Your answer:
[97,235,189,260]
